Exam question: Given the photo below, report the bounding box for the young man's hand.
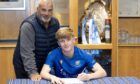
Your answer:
[77,73,90,81]
[30,74,42,81]
[50,75,64,84]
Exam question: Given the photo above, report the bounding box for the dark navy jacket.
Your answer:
[13,14,59,76]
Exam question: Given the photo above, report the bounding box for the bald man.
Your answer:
[13,0,60,81]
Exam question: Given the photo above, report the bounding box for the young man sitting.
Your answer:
[40,28,107,84]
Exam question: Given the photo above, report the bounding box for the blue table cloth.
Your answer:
[8,77,140,84]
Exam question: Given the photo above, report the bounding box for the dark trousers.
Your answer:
[14,65,29,78]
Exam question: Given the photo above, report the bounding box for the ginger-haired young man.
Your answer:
[41,28,106,84]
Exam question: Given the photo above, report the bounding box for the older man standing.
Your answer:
[13,0,60,81]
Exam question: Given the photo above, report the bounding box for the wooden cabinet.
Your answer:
[69,0,118,76]
[118,46,140,78]
[118,0,140,79]
[118,18,140,78]
[0,43,16,84]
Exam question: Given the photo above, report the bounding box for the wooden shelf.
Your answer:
[76,43,112,49]
[0,42,16,48]
[118,44,140,47]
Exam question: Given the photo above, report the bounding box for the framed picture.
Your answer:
[0,0,25,10]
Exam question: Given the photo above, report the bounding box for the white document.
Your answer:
[61,78,84,84]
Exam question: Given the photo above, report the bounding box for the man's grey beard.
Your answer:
[41,16,51,23]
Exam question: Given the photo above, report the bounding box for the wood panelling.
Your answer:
[0,0,30,40]
[0,46,16,84]
[111,0,118,76]
[119,18,140,35]
[0,11,26,40]
[78,0,87,23]
[69,0,78,38]
[118,46,140,79]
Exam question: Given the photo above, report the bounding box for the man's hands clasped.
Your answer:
[30,74,42,81]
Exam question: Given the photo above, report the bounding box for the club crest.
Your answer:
[60,60,63,64]
[75,60,80,66]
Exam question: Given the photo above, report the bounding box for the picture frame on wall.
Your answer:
[119,0,140,17]
[0,0,25,10]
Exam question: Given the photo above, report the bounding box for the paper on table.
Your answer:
[61,78,84,84]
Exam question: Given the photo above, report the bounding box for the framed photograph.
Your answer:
[0,0,25,10]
